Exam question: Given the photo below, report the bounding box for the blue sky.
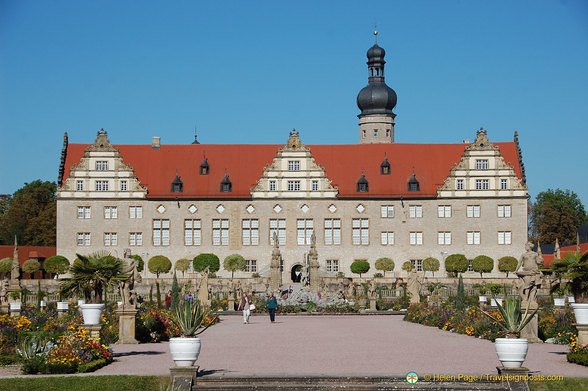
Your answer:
[1,0,587,206]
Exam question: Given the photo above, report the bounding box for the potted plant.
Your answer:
[474,283,488,303]
[169,299,217,367]
[550,285,567,307]
[480,294,539,368]
[59,252,125,325]
[487,284,502,306]
[9,291,21,310]
[567,252,588,324]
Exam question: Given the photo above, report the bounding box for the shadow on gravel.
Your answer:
[114,351,166,357]
[198,369,225,376]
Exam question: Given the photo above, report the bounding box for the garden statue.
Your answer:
[197,266,211,306]
[346,281,355,299]
[236,280,243,299]
[515,241,542,342]
[1,279,8,304]
[368,279,378,300]
[301,260,309,287]
[407,270,423,304]
[120,249,142,308]
[270,231,283,292]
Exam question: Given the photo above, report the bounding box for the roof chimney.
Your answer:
[152,137,161,150]
[463,139,470,144]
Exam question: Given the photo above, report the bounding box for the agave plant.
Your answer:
[16,335,53,359]
[172,299,217,337]
[480,293,539,338]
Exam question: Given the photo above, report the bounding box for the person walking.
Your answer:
[265,292,278,323]
[165,290,172,309]
[184,291,194,304]
[237,292,252,324]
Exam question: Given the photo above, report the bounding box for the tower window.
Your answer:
[386,129,390,137]
[374,129,378,137]
[362,130,366,138]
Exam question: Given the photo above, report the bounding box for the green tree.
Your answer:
[374,257,394,277]
[22,259,40,279]
[350,260,370,278]
[402,261,415,273]
[456,274,465,310]
[444,254,468,277]
[498,256,518,277]
[223,254,246,279]
[0,257,13,276]
[148,256,172,278]
[175,258,191,277]
[472,255,494,278]
[44,255,70,278]
[531,189,587,245]
[130,254,144,272]
[422,257,440,277]
[171,270,180,310]
[0,180,57,245]
[193,253,220,273]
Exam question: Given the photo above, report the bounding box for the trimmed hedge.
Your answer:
[567,352,588,366]
[78,358,110,373]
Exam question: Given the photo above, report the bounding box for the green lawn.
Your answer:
[0,375,170,391]
[529,378,588,391]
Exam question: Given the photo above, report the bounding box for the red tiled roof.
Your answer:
[542,243,588,267]
[0,246,57,264]
[62,142,522,199]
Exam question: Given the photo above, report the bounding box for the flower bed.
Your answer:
[567,334,588,366]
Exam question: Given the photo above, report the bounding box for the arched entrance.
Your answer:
[291,264,302,282]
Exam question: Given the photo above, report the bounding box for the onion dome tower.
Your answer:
[357,30,397,143]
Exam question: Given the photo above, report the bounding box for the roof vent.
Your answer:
[152,137,161,150]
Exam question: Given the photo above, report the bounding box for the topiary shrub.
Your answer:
[472,255,494,278]
[402,261,415,273]
[498,256,518,277]
[175,258,191,277]
[445,254,468,277]
[22,259,41,278]
[374,257,394,277]
[373,272,384,278]
[193,253,220,274]
[223,254,246,279]
[350,260,370,278]
[43,255,70,277]
[423,257,440,277]
[148,256,172,278]
[0,257,13,275]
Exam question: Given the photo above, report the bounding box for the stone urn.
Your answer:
[80,303,105,325]
[571,303,588,325]
[169,337,202,367]
[553,297,566,307]
[495,338,529,368]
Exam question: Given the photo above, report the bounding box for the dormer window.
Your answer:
[408,174,420,192]
[171,174,183,193]
[220,173,232,193]
[356,173,369,192]
[380,157,390,175]
[200,157,209,175]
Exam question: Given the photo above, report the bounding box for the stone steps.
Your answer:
[194,375,509,390]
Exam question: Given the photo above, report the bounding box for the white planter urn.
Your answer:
[169,337,202,367]
[491,298,503,307]
[571,303,588,325]
[40,300,47,307]
[57,302,69,310]
[495,338,528,368]
[479,295,487,303]
[568,296,575,304]
[10,302,21,311]
[80,303,105,325]
[553,297,566,307]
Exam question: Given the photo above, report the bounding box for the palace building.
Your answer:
[56,40,528,281]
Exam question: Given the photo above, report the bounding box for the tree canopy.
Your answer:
[472,255,494,278]
[44,255,70,277]
[498,256,518,277]
[148,255,172,278]
[374,257,394,277]
[350,260,370,278]
[223,254,246,279]
[0,180,56,245]
[193,253,220,273]
[22,259,40,277]
[531,189,587,245]
[130,254,144,272]
[175,258,191,277]
[444,254,468,277]
[422,257,440,277]
[401,261,415,272]
[0,257,13,274]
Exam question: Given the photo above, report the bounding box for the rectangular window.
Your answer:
[409,205,423,218]
[212,219,229,246]
[297,219,314,245]
[352,218,369,245]
[184,219,202,246]
[129,232,143,246]
[287,180,300,191]
[498,205,512,218]
[437,231,452,245]
[467,231,481,245]
[467,205,481,218]
[76,180,84,191]
[501,179,508,190]
[380,231,394,245]
[324,218,341,245]
[437,205,452,218]
[269,219,286,245]
[326,259,339,272]
[153,219,170,246]
[104,206,117,219]
[498,231,512,245]
[269,181,276,191]
[312,180,318,191]
[104,232,117,246]
[96,161,108,170]
[241,219,259,246]
[129,206,143,219]
[475,179,489,190]
[475,159,489,170]
[245,260,257,273]
[457,179,464,190]
[374,129,378,137]
[121,181,128,191]
[411,259,423,272]
[288,161,300,171]
[380,205,394,218]
[77,232,90,246]
[95,181,109,191]
[409,231,423,245]
[468,260,474,272]
[77,206,91,219]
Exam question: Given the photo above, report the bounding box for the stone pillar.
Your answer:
[575,324,588,347]
[368,298,377,311]
[170,365,199,391]
[308,231,319,293]
[116,308,139,344]
[496,366,530,391]
[520,313,540,343]
[269,232,282,293]
[9,302,21,317]
[82,324,102,343]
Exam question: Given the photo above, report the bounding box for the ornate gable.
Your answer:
[57,129,147,199]
[437,128,527,198]
[251,129,338,199]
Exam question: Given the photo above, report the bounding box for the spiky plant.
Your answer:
[172,299,217,337]
[479,293,539,338]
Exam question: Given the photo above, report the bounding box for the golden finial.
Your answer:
[374,24,378,44]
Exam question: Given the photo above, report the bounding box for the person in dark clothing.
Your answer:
[265,292,278,323]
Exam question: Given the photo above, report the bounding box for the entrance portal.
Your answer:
[291,264,302,283]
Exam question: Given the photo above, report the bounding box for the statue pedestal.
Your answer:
[228,298,235,311]
[170,365,199,391]
[520,313,541,343]
[496,366,529,391]
[575,324,588,346]
[116,308,139,344]
[368,298,377,311]
[82,324,102,343]
[0,303,8,314]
